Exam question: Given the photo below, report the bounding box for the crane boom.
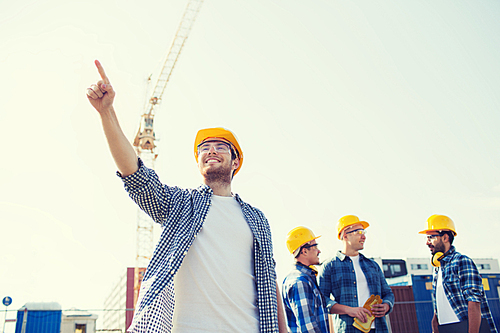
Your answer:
[133,0,204,153]
[148,0,204,113]
[131,0,204,307]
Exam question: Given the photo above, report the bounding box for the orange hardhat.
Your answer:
[337,215,370,240]
[419,214,457,236]
[194,127,243,175]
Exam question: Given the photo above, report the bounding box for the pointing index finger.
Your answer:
[95,60,110,84]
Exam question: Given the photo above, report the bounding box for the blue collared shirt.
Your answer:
[282,263,329,333]
[318,251,394,333]
[120,159,279,333]
[431,246,498,333]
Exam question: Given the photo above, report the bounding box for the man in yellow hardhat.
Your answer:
[318,215,394,333]
[86,61,286,333]
[282,227,329,333]
[420,215,497,333]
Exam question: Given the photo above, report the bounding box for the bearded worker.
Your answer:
[86,60,286,333]
[420,215,497,333]
[282,227,329,333]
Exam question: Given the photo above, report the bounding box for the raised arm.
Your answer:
[86,60,138,176]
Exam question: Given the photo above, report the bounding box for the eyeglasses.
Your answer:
[346,229,366,236]
[426,234,442,240]
[197,142,232,154]
[302,243,318,249]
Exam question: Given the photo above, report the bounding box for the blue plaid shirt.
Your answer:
[318,251,394,333]
[282,263,329,333]
[431,246,498,333]
[120,159,279,332]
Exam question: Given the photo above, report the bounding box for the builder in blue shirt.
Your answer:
[420,214,497,333]
[282,227,329,333]
[319,215,394,333]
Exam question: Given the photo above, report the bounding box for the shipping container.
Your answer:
[482,274,500,329]
[15,302,62,333]
[388,274,500,333]
[388,286,419,333]
[410,275,434,333]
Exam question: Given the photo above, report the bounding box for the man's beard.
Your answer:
[431,240,445,255]
[202,164,232,185]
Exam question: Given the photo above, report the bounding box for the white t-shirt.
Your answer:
[436,268,459,325]
[350,255,375,329]
[172,195,259,332]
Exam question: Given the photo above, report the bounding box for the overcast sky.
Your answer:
[1,0,500,331]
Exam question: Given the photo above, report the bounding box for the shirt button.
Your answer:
[354,281,356,284]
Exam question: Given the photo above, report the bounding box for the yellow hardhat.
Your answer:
[337,215,370,240]
[194,127,243,175]
[419,214,457,236]
[286,226,321,255]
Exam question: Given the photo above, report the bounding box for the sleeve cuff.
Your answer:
[117,158,150,192]
[464,288,484,303]
[383,300,394,314]
[326,299,337,312]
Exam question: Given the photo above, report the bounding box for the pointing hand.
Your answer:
[86,60,116,113]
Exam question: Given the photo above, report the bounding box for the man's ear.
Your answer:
[231,157,240,171]
[442,233,450,244]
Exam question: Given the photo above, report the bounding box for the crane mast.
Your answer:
[132,0,204,305]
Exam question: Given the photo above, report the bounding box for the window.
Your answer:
[411,264,428,270]
[75,324,86,333]
[478,264,491,270]
[392,264,401,273]
[381,259,407,278]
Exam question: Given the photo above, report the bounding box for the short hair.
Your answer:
[439,230,454,245]
[294,241,311,258]
[230,147,237,160]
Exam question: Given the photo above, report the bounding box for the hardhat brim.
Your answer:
[418,228,457,236]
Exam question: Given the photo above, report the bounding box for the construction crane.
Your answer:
[132,0,204,305]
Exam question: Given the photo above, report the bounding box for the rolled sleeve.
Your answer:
[325,298,337,312]
[460,257,484,303]
[117,158,177,225]
[118,158,150,191]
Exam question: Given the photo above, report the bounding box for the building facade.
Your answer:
[102,267,145,332]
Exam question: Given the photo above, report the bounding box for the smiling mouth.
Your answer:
[205,158,221,163]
